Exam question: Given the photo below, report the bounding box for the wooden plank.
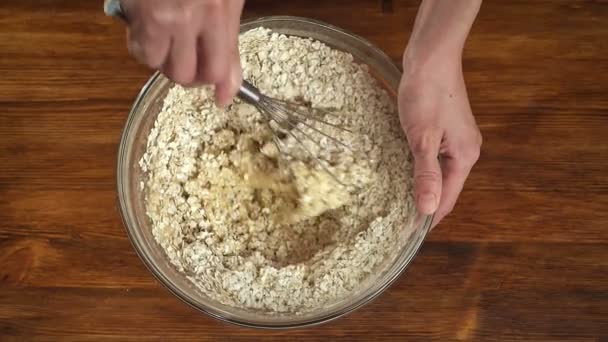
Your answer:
[1,242,606,340]
[0,0,607,340]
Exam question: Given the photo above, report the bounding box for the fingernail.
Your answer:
[417,193,438,214]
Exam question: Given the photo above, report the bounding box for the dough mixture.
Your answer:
[140,28,417,313]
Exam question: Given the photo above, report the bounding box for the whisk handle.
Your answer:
[104,0,128,22]
[238,80,262,104]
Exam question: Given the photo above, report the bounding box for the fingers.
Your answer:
[162,32,198,85]
[213,49,242,106]
[195,16,229,85]
[122,0,244,105]
[126,22,171,69]
[431,139,481,228]
[219,0,245,104]
[431,156,469,228]
[410,129,443,215]
[195,0,244,105]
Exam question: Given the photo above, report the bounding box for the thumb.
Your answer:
[410,131,442,215]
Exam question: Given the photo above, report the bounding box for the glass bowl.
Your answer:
[117,16,432,329]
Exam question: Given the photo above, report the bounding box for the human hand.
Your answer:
[117,0,244,105]
[398,56,482,228]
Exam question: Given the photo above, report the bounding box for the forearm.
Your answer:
[404,0,482,70]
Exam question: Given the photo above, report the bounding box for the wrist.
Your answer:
[403,0,481,78]
[402,44,463,79]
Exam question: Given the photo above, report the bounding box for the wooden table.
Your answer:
[1,0,607,340]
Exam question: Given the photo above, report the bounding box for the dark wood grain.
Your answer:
[1,0,607,340]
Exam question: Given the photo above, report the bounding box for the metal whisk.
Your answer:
[238,80,355,184]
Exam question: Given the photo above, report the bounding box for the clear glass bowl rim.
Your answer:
[116,15,433,329]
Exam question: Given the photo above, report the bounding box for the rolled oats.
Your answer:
[140,28,417,314]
